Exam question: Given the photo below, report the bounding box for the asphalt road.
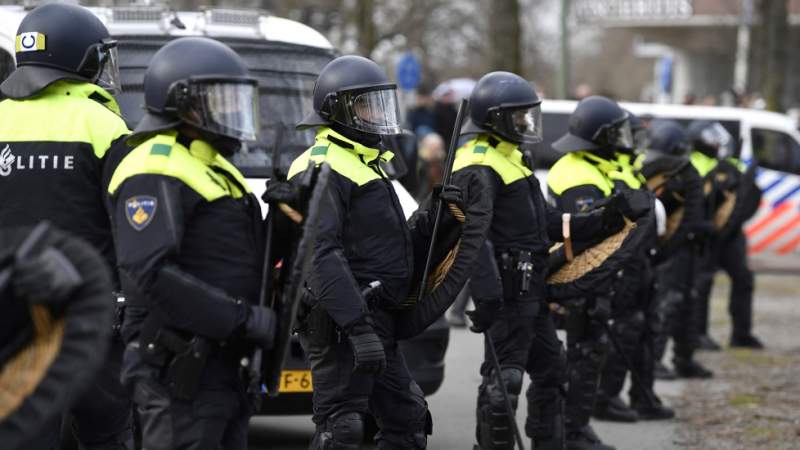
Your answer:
[248,327,684,449]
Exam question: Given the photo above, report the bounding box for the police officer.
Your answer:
[688,120,764,350]
[454,73,620,450]
[592,112,675,423]
[288,55,441,450]
[649,120,714,379]
[0,3,133,448]
[108,37,276,449]
[547,96,652,450]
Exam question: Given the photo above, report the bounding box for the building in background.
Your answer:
[573,0,800,109]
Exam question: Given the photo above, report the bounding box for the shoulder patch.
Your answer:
[575,196,595,212]
[473,145,488,154]
[150,143,172,156]
[125,196,157,231]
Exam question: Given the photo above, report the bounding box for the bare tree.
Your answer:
[488,0,522,73]
[763,0,789,111]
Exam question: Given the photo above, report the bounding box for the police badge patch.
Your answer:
[125,196,157,231]
[575,196,595,212]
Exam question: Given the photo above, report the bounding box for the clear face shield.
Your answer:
[701,122,735,159]
[344,86,402,136]
[492,105,543,144]
[176,79,260,142]
[79,39,121,94]
[595,117,634,151]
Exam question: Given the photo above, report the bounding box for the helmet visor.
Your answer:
[95,45,121,94]
[178,80,260,142]
[348,88,402,135]
[492,105,543,144]
[594,117,634,150]
[701,122,734,158]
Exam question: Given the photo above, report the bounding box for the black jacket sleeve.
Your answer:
[453,166,504,302]
[113,174,248,340]
[306,170,368,328]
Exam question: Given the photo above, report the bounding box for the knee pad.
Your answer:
[312,412,364,450]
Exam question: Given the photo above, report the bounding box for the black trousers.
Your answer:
[478,300,566,440]
[26,339,133,450]
[563,298,608,432]
[120,343,251,450]
[300,309,430,449]
[694,230,755,338]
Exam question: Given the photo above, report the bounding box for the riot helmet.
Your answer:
[297,55,401,138]
[460,71,542,145]
[688,120,735,159]
[640,120,692,179]
[552,96,634,155]
[0,3,120,99]
[133,37,259,151]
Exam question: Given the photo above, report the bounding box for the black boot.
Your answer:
[630,394,675,421]
[592,396,638,423]
[697,334,721,351]
[654,361,676,380]
[674,359,713,379]
[730,334,764,349]
[565,425,616,450]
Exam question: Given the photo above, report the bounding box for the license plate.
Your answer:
[279,370,313,393]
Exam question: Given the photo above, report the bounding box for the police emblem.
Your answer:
[125,196,157,231]
[575,196,595,212]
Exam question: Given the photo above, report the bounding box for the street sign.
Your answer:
[396,52,421,91]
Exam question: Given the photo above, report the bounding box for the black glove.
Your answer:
[465,298,502,333]
[433,183,465,211]
[345,319,386,374]
[607,190,651,220]
[262,179,299,205]
[13,247,82,308]
[244,305,277,351]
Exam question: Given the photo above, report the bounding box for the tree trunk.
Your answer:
[354,0,377,57]
[489,0,522,74]
[763,0,789,112]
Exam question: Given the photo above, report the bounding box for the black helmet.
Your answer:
[297,55,401,136]
[0,3,120,99]
[460,71,542,145]
[552,96,633,153]
[687,120,734,159]
[133,37,259,143]
[642,120,691,178]
[648,120,690,157]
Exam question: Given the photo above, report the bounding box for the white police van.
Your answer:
[0,3,448,415]
[538,100,800,272]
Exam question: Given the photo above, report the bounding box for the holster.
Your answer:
[138,314,211,401]
[498,249,535,299]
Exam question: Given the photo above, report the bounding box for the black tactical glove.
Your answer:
[244,305,277,351]
[13,247,82,308]
[465,298,502,333]
[345,318,386,375]
[262,179,299,205]
[607,190,651,220]
[433,183,465,211]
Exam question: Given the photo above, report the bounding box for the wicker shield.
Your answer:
[642,158,705,263]
[715,161,762,238]
[546,206,655,300]
[394,168,493,339]
[0,223,113,450]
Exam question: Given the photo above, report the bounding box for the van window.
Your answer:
[115,36,335,178]
[751,128,800,174]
